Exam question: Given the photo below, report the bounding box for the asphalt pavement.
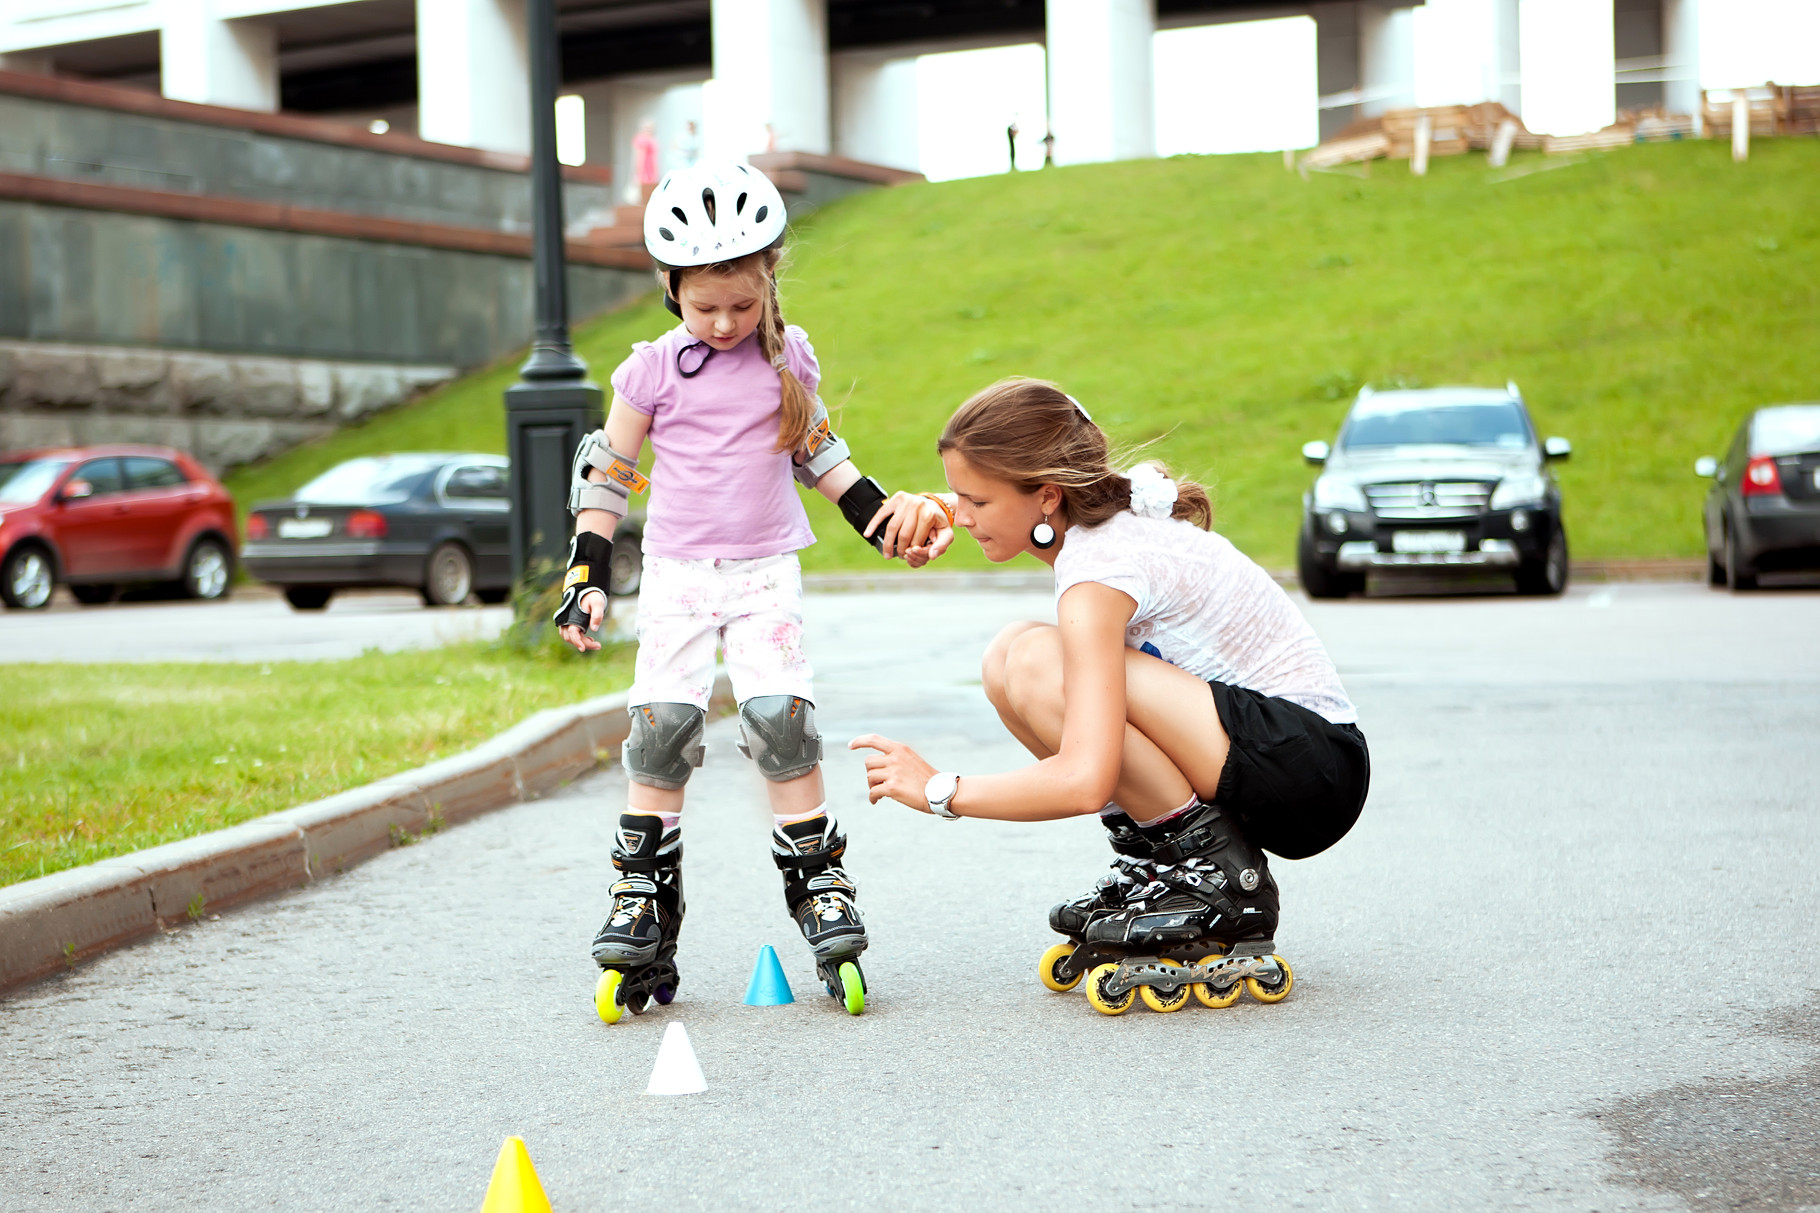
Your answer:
[2,581,1817,1211]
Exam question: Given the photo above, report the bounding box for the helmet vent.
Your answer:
[701,188,716,223]
[657,226,675,242]
[754,204,768,225]
[670,206,688,225]
[735,191,748,215]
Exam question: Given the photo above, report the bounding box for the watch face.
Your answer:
[926,772,958,806]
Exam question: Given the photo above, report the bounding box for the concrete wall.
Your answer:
[0,90,613,234]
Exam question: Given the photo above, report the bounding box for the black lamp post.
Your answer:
[504,0,603,583]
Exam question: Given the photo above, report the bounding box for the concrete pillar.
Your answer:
[706,0,830,161]
[415,0,530,155]
[1409,0,1521,110]
[1518,0,1615,135]
[1662,0,1700,126]
[1359,3,1416,116]
[1492,0,1521,113]
[832,52,919,171]
[1046,0,1155,166]
[160,11,277,112]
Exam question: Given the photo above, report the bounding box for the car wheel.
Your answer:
[182,537,233,600]
[1724,520,1757,591]
[609,533,643,596]
[1516,526,1569,596]
[422,542,474,607]
[284,586,334,611]
[475,587,510,605]
[71,583,117,606]
[1297,531,1361,599]
[1707,541,1727,588]
[2,545,56,610]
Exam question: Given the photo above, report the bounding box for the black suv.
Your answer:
[1297,386,1571,598]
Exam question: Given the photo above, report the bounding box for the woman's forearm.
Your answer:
[946,758,1113,822]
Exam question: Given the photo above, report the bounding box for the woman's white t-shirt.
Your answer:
[1052,510,1357,725]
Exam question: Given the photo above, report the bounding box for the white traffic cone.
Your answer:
[645,1021,706,1096]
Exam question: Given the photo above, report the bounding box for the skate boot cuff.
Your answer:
[771,835,845,873]
[612,845,683,875]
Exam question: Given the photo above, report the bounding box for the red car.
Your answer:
[0,445,238,610]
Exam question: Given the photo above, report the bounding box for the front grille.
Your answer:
[1364,481,1494,520]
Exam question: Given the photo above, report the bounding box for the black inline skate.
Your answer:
[772,815,868,1015]
[1038,811,1157,994]
[1071,800,1293,1015]
[591,813,684,1024]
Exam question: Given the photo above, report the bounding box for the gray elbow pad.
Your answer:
[569,430,648,515]
[791,398,853,488]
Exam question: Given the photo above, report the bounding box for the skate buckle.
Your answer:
[1239,868,1260,892]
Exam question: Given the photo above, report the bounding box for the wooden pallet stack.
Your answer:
[1777,84,1820,135]
[1298,101,1539,171]
[1702,86,1783,138]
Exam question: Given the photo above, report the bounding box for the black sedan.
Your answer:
[1697,404,1820,590]
[243,453,644,610]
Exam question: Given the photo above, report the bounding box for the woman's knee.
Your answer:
[1001,624,1062,713]
[982,620,1050,707]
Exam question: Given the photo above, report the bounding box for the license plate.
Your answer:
[278,518,333,539]
[1391,530,1466,554]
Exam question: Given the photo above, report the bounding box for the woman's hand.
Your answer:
[848,734,939,811]
[865,493,954,565]
[557,589,608,653]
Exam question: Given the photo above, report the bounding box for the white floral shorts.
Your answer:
[629,552,814,709]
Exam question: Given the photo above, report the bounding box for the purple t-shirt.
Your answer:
[610,323,821,560]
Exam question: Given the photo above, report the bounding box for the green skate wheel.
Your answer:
[838,961,865,1016]
[595,968,625,1025]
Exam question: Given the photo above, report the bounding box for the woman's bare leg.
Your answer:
[982,620,1057,760]
[999,625,1230,820]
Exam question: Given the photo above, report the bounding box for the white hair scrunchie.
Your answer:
[771,353,789,371]
[1125,463,1179,520]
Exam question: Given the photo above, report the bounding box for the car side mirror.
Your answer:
[61,480,93,501]
[1543,436,1571,461]
[1302,440,1330,466]
[1693,456,1718,478]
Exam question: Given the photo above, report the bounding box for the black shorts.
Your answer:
[1207,681,1369,861]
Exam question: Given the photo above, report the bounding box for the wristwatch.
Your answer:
[924,772,961,820]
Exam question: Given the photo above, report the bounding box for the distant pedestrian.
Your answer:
[632,121,660,202]
[1006,119,1020,172]
[1042,129,1055,168]
[675,119,701,167]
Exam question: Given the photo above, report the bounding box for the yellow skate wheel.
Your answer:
[1193,954,1243,1009]
[838,961,865,1016]
[1139,967,1192,1014]
[1245,956,1294,1004]
[1039,942,1082,993]
[595,968,625,1025]
[1084,963,1136,1016]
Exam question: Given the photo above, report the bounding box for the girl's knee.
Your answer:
[982,620,1049,705]
[1002,624,1062,708]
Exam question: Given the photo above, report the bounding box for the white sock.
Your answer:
[1133,793,1198,829]
[773,805,827,830]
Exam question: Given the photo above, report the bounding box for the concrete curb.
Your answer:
[0,672,734,997]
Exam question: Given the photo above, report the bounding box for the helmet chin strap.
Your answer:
[664,270,683,318]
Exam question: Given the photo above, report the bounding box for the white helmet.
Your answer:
[643,160,787,267]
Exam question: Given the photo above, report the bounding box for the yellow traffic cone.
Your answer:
[479,1136,553,1213]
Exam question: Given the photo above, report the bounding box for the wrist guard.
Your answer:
[554,531,613,631]
[838,476,889,553]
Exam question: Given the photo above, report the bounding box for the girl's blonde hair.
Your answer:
[668,248,814,453]
[937,378,1213,529]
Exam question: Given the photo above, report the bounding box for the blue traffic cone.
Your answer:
[743,944,795,1005]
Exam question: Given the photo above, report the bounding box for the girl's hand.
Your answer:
[865,493,954,564]
[848,734,939,811]
[557,589,607,653]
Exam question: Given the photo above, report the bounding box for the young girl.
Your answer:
[556,161,950,1023]
[852,378,1369,1015]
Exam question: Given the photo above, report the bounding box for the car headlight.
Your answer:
[1312,478,1366,512]
[1490,473,1548,511]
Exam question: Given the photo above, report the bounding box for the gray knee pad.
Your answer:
[622,702,706,790]
[736,695,822,782]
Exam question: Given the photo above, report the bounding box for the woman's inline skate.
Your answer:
[1037,811,1157,994]
[591,813,685,1024]
[1060,800,1293,1015]
[773,815,868,1015]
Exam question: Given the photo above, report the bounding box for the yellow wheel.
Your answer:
[1083,963,1136,1016]
[1138,967,1193,1014]
[1193,954,1243,1009]
[1039,942,1083,992]
[1245,956,1294,1004]
[595,968,625,1025]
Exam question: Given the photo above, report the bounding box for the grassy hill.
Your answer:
[226,139,1820,572]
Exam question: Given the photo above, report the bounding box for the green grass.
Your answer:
[226,139,1820,569]
[0,639,633,888]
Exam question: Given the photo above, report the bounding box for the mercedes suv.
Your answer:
[1297,386,1571,598]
